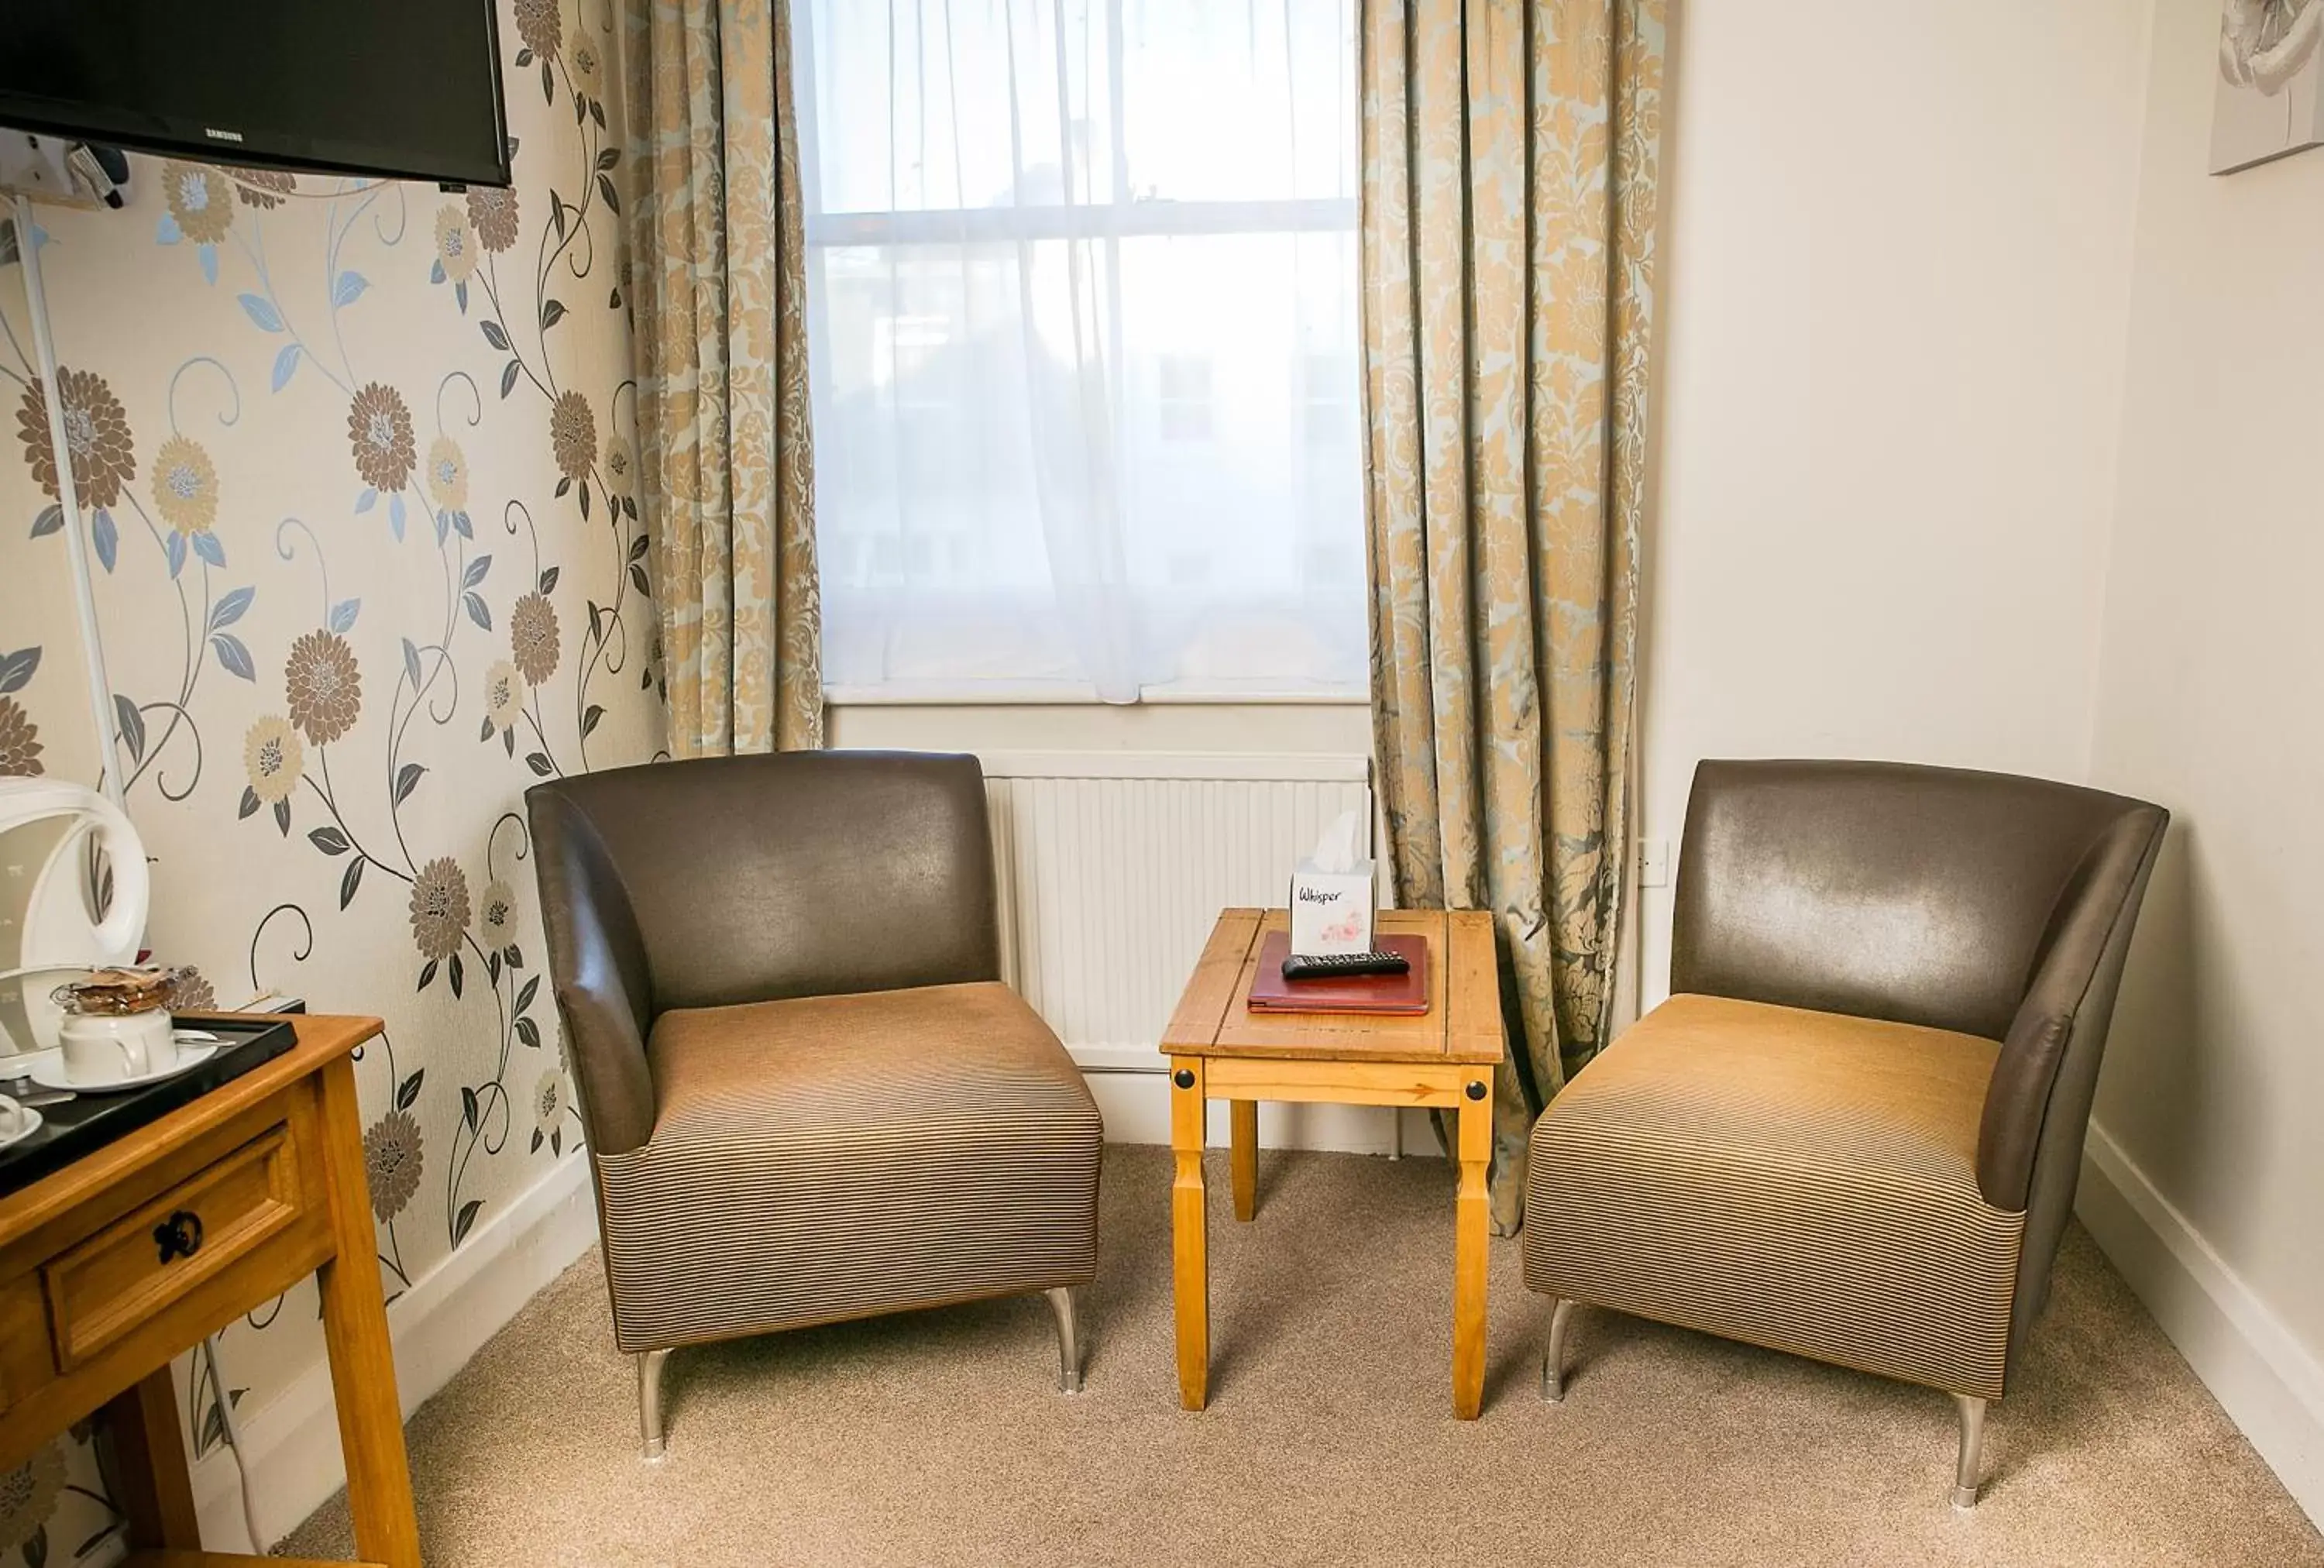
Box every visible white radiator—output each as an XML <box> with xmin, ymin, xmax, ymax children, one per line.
<box><xmin>979</xmin><ymin>751</ymin><xmax>1374</xmax><ymax>1072</ymax></box>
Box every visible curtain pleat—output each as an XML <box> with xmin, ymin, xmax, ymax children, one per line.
<box><xmin>624</xmin><ymin>0</ymin><xmax>823</xmax><ymax>756</ymax></box>
<box><xmin>1361</xmin><ymin>0</ymin><xmax>1664</xmax><ymax>1233</ymax></box>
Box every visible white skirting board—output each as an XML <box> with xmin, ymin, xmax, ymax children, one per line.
<box><xmin>191</xmin><ymin>1152</ymin><xmax>600</xmax><ymax>1551</ymax></box>
<box><xmin>2075</xmin><ymin>1121</ymin><xmax>2324</xmax><ymax>1528</ymax></box>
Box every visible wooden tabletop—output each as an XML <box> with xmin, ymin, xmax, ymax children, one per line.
<box><xmin>1160</xmin><ymin>908</ymin><xmax>1504</xmax><ymax>1065</ymax></box>
<box><xmin>0</xmin><ymin>1013</ymin><xmax>380</xmax><ymax>1250</ymax></box>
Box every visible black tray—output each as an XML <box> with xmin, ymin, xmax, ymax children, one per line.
<box><xmin>0</xmin><ymin>1014</ymin><xmax>300</xmax><ymax>1198</ymax></box>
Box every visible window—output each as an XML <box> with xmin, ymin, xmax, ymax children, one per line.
<box><xmin>792</xmin><ymin>0</ymin><xmax>1365</xmax><ymax>703</ymax></box>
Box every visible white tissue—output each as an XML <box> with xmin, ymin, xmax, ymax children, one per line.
<box><xmin>1310</xmin><ymin>810</ymin><xmax>1363</xmax><ymax>875</ymax></box>
<box><xmin>1289</xmin><ymin>810</ymin><xmax>1376</xmax><ymax>955</ymax></box>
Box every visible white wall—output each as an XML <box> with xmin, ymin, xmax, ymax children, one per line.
<box><xmin>2073</xmin><ymin>0</ymin><xmax>2324</xmax><ymax>1516</ymax></box>
<box><xmin>1635</xmin><ymin>0</ymin><xmax>2155</xmax><ymax>999</ymax></box>
<box><xmin>1630</xmin><ymin>0</ymin><xmax>2324</xmax><ymax>1522</ymax></box>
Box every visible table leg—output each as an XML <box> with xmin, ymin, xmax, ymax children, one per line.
<box><xmin>1171</xmin><ymin>1056</ymin><xmax>1209</xmax><ymax>1411</ymax></box>
<box><xmin>1452</xmin><ymin>1072</ymin><xmax>1493</xmax><ymax>1419</ymax></box>
<box><xmin>1229</xmin><ymin>1099</ymin><xmax>1258</xmax><ymax>1222</ymax></box>
<box><xmin>315</xmin><ymin>1055</ymin><xmax>425</xmax><ymax>1568</ymax></box>
<box><xmin>103</xmin><ymin>1364</ymin><xmax>201</xmax><ymax>1550</ymax></box>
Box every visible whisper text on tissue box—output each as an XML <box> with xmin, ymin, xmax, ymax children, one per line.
<box><xmin>1288</xmin><ymin>810</ymin><xmax>1376</xmax><ymax>956</ymax></box>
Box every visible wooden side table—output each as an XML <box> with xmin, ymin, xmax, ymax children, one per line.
<box><xmin>1159</xmin><ymin>908</ymin><xmax>1506</xmax><ymax>1419</ymax></box>
<box><xmin>0</xmin><ymin>1014</ymin><xmax>420</xmax><ymax>1568</ymax></box>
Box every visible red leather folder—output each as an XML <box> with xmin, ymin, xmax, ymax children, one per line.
<box><xmin>1245</xmin><ymin>931</ymin><xmax>1432</xmax><ymax>1016</ymax></box>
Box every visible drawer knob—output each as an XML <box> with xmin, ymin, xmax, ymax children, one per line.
<box><xmin>153</xmin><ymin>1209</ymin><xmax>205</xmax><ymax>1265</ymax></box>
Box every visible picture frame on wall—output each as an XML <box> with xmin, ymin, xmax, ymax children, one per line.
<box><xmin>2212</xmin><ymin>0</ymin><xmax>2324</xmax><ymax>172</ymax></box>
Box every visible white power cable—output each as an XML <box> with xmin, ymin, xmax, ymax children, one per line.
<box><xmin>199</xmin><ymin>1332</ymin><xmax>267</xmax><ymax>1553</ymax></box>
<box><xmin>10</xmin><ymin>192</ymin><xmax>124</xmax><ymax>810</ymax></box>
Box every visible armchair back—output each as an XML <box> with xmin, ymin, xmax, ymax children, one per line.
<box><xmin>528</xmin><ymin>750</ymin><xmax>1001</xmax><ymax>1154</ymax></box>
<box><xmin>1672</xmin><ymin>759</ymin><xmax>2155</xmax><ymax>1041</ymax></box>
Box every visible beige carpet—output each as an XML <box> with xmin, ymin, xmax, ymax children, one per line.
<box><xmin>281</xmin><ymin>1145</ymin><xmax>2322</xmax><ymax>1567</ymax></box>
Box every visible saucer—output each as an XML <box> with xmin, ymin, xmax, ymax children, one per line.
<box><xmin>0</xmin><ymin>1104</ymin><xmax>41</xmax><ymax>1150</ymax></box>
<box><xmin>0</xmin><ymin>1047</ymin><xmax>59</xmax><ymax>1082</ymax></box>
<box><xmin>29</xmin><ymin>1040</ymin><xmax>219</xmax><ymax>1096</ymax></box>
<box><xmin>3</xmin><ymin>1032</ymin><xmax>220</xmax><ymax>1085</ymax></box>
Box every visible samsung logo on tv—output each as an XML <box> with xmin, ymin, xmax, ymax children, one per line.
<box><xmin>203</xmin><ymin>127</ymin><xmax>245</xmax><ymax>143</ymax></box>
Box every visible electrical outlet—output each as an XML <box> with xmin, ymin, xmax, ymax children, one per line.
<box><xmin>1637</xmin><ymin>837</ymin><xmax>1671</xmax><ymax>889</ymax></box>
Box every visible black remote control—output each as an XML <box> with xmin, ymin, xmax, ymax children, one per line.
<box><xmin>1281</xmin><ymin>949</ymin><xmax>1410</xmax><ymax>982</ymax></box>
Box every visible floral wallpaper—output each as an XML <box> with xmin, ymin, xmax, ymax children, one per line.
<box><xmin>0</xmin><ymin>0</ymin><xmax>659</xmax><ymax>1558</ymax></box>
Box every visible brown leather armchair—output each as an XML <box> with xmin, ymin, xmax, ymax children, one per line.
<box><xmin>1522</xmin><ymin>759</ymin><xmax>2167</xmax><ymax>1507</ymax></box>
<box><xmin>527</xmin><ymin>751</ymin><xmax>1102</xmax><ymax>1457</ymax></box>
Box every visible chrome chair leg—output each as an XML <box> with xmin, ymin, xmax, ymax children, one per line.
<box><xmin>1046</xmin><ymin>1285</ymin><xmax>1084</xmax><ymax>1394</ymax></box>
<box><xmin>638</xmin><ymin>1347</ymin><xmax>672</xmax><ymax>1461</ymax></box>
<box><xmin>1952</xmin><ymin>1393</ymin><xmax>1988</xmax><ymax>1509</ymax></box>
<box><xmin>1540</xmin><ymin>1298</ymin><xmax>1578</xmax><ymax>1402</ymax></box>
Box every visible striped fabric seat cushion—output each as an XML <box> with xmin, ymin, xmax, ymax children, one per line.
<box><xmin>594</xmin><ymin>982</ymin><xmax>1102</xmax><ymax>1353</ymax></box>
<box><xmin>1522</xmin><ymin>994</ymin><xmax>2025</xmax><ymax>1399</ymax></box>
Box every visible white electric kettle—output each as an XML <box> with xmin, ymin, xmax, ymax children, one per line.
<box><xmin>0</xmin><ymin>778</ymin><xmax>150</xmax><ymax>1058</ymax></box>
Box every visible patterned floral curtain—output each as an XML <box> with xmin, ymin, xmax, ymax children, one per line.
<box><xmin>1361</xmin><ymin>0</ymin><xmax>1664</xmax><ymax>1232</ymax></box>
<box><xmin>622</xmin><ymin>0</ymin><xmax>823</xmax><ymax>755</ymax></box>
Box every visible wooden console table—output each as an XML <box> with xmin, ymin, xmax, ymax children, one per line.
<box><xmin>1160</xmin><ymin>908</ymin><xmax>1507</xmax><ymax>1418</ymax></box>
<box><xmin>0</xmin><ymin>1014</ymin><xmax>419</xmax><ymax>1568</ymax></box>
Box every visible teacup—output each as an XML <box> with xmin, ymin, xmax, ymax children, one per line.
<box><xmin>0</xmin><ymin>1092</ymin><xmax>33</xmax><ymax>1140</ymax></box>
<box><xmin>58</xmin><ymin>1010</ymin><xmax>177</xmax><ymax>1087</ymax></box>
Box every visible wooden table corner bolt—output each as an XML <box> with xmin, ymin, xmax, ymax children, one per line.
<box><xmin>1159</xmin><ymin>907</ymin><xmax>1505</xmax><ymax>1419</ymax></box>
<box><xmin>0</xmin><ymin>1014</ymin><xmax>422</xmax><ymax>1568</ymax></box>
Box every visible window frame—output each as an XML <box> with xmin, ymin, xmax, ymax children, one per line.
<box><xmin>791</xmin><ymin>0</ymin><xmax>1367</xmax><ymax>707</ymax></box>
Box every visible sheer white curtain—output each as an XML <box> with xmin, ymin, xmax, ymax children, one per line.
<box><xmin>792</xmin><ymin>0</ymin><xmax>1364</xmax><ymax>702</ymax></box>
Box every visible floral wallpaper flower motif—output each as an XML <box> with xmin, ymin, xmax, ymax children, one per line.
<box><xmin>0</xmin><ymin>645</ymin><xmax>42</xmax><ymax>776</ymax></box>
<box><xmin>162</xmin><ymin>163</ymin><xmax>235</xmax><ymax>246</ymax></box>
<box><xmin>531</xmin><ymin>1071</ymin><xmax>561</xmax><ymax>1130</ymax></box>
<box><xmin>482</xmin><ymin>660</ymin><xmax>525</xmax><ymax>738</ymax></box>
<box><xmin>0</xmin><ymin>700</ymin><xmax>40</xmax><ymax>777</ymax></box>
<box><xmin>569</xmin><ymin>37</ymin><xmax>605</xmax><ymax>97</ymax></box>
<box><xmin>431</xmin><ymin>208</ymin><xmax>480</xmax><ymax>294</ymax></box>
<box><xmin>150</xmin><ymin>435</ymin><xmax>218</xmax><ymax>535</ymax></box>
<box><xmin>514</xmin><ymin>0</ymin><xmax>562</xmax><ymax>58</ymax></box>
<box><xmin>548</xmin><ymin>389</ymin><xmax>594</xmax><ymax>481</ymax></box>
<box><xmin>530</xmin><ymin>1069</ymin><xmax>566</xmax><ymax>1157</ymax></box>
<box><xmin>229</xmin><ymin>167</ymin><xmax>297</xmax><ymax>210</ymax></box>
<box><xmin>467</xmin><ymin>187</ymin><xmax>521</xmax><ymax>255</ymax></box>
<box><xmin>284</xmin><ymin>631</ymin><xmax>363</xmax><ymax>746</ymax></box>
<box><xmin>171</xmin><ymin>968</ymin><xmax>219</xmax><ymax>1010</ymax></box>
<box><xmin>510</xmin><ymin>592</ymin><xmax>560</xmax><ymax>686</ymax></box>
<box><xmin>407</xmin><ymin>857</ymin><xmax>472</xmax><ymax>962</ymax></box>
<box><xmin>0</xmin><ymin>648</ymin><xmax>41</xmax><ymax>779</ymax></box>
<box><xmin>365</xmin><ymin>1109</ymin><xmax>426</xmax><ymax>1223</ymax></box>
<box><xmin>15</xmin><ymin>368</ymin><xmax>134</xmax><ymax>508</ymax></box>
<box><xmin>242</xmin><ymin>714</ymin><xmax>303</xmax><ymax>804</ymax></box>
<box><xmin>478</xmin><ymin>879</ymin><xmax>521</xmax><ymax>946</ymax></box>
<box><xmin>346</xmin><ymin>382</ymin><xmax>417</xmax><ymax>493</ymax></box>
<box><xmin>425</xmin><ymin>437</ymin><xmax>469</xmax><ymax>514</ymax></box>
<box><xmin>0</xmin><ymin>1446</ymin><xmax>64</xmax><ymax>1556</ymax></box>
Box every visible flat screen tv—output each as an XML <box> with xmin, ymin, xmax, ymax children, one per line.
<box><xmin>0</xmin><ymin>1</ymin><xmax>511</xmax><ymax>187</ymax></box>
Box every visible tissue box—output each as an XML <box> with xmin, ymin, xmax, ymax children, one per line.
<box><xmin>1288</xmin><ymin>860</ymin><xmax>1376</xmax><ymax>956</ymax></box>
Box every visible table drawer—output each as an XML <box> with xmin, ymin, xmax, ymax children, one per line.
<box><xmin>42</xmin><ymin>1123</ymin><xmax>304</xmax><ymax>1370</ymax></box>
